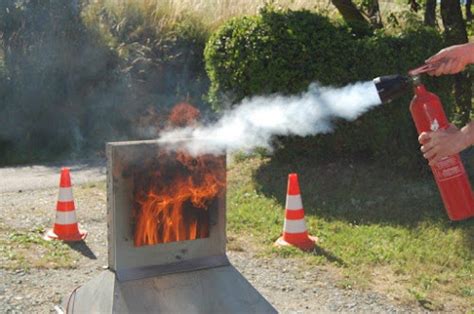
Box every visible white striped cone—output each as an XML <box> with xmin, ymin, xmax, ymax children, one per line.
<box><xmin>44</xmin><ymin>168</ymin><xmax>87</xmax><ymax>241</ymax></box>
<box><xmin>275</xmin><ymin>173</ymin><xmax>317</xmax><ymax>251</ymax></box>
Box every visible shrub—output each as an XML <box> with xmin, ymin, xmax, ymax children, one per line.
<box><xmin>205</xmin><ymin>9</ymin><xmax>355</xmax><ymax>110</ymax></box>
<box><xmin>204</xmin><ymin>7</ymin><xmax>452</xmax><ymax>170</ymax></box>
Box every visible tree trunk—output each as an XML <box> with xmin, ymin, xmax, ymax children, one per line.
<box><xmin>466</xmin><ymin>0</ymin><xmax>473</xmax><ymax>21</ymax></box>
<box><xmin>367</xmin><ymin>0</ymin><xmax>383</xmax><ymax>28</ymax></box>
<box><xmin>408</xmin><ymin>0</ymin><xmax>421</xmax><ymax>12</ymax></box>
<box><xmin>331</xmin><ymin>0</ymin><xmax>369</xmax><ymax>25</ymax></box>
<box><xmin>441</xmin><ymin>0</ymin><xmax>472</xmax><ymax>125</ymax></box>
<box><xmin>424</xmin><ymin>0</ymin><xmax>437</xmax><ymax>26</ymax></box>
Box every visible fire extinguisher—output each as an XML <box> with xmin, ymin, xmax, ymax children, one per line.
<box><xmin>373</xmin><ymin>74</ymin><xmax>474</xmax><ymax>221</ymax></box>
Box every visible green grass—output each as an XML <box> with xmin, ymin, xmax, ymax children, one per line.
<box><xmin>0</xmin><ymin>226</ymin><xmax>76</xmax><ymax>270</ymax></box>
<box><xmin>227</xmin><ymin>155</ymin><xmax>474</xmax><ymax>310</ymax></box>
<box><xmin>80</xmin><ymin>180</ymin><xmax>107</xmax><ymax>191</ymax></box>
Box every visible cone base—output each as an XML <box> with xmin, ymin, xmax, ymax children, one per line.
<box><xmin>274</xmin><ymin>235</ymin><xmax>318</xmax><ymax>251</ymax></box>
<box><xmin>44</xmin><ymin>228</ymin><xmax>87</xmax><ymax>242</ymax></box>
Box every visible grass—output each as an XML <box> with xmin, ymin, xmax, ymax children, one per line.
<box><xmin>227</xmin><ymin>154</ymin><xmax>474</xmax><ymax>310</ymax></box>
<box><xmin>83</xmin><ymin>0</ymin><xmax>410</xmax><ymax>30</ymax></box>
<box><xmin>80</xmin><ymin>0</ymin><xmax>416</xmax><ymax>46</ymax></box>
<box><xmin>0</xmin><ymin>226</ymin><xmax>76</xmax><ymax>270</ymax></box>
<box><xmin>83</xmin><ymin>0</ymin><xmax>331</xmax><ymax>32</ymax></box>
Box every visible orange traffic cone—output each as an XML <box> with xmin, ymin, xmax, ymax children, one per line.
<box><xmin>44</xmin><ymin>167</ymin><xmax>87</xmax><ymax>241</ymax></box>
<box><xmin>274</xmin><ymin>173</ymin><xmax>317</xmax><ymax>251</ymax></box>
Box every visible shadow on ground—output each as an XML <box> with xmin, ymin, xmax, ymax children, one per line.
<box><xmin>254</xmin><ymin>155</ymin><xmax>474</xmax><ymax>251</ymax></box>
<box><xmin>66</xmin><ymin>240</ymin><xmax>97</xmax><ymax>260</ymax></box>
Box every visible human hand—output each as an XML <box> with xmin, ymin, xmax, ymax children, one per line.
<box><xmin>425</xmin><ymin>43</ymin><xmax>474</xmax><ymax>76</ymax></box>
<box><xmin>418</xmin><ymin>124</ymin><xmax>468</xmax><ymax>165</ymax></box>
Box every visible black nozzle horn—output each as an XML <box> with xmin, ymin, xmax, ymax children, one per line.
<box><xmin>373</xmin><ymin>75</ymin><xmax>412</xmax><ymax>104</ymax></box>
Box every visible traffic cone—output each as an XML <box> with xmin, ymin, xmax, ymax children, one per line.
<box><xmin>44</xmin><ymin>167</ymin><xmax>87</xmax><ymax>241</ymax></box>
<box><xmin>274</xmin><ymin>173</ymin><xmax>317</xmax><ymax>251</ymax></box>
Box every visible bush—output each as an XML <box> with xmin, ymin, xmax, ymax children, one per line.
<box><xmin>204</xmin><ymin>7</ymin><xmax>453</xmax><ymax>170</ymax></box>
<box><xmin>205</xmin><ymin>9</ymin><xmax>355</xmax><ymax>110</ymax></box>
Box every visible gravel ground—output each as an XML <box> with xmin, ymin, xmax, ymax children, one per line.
<box><xmin>0</xmin><ymin>162</ymin><xmax>422</xmax><ymax>313</ymax></box>
<box><xmin>0</xmin><ymin>159</ymin><xmax>105</xmax><ymax>193</ymax></box>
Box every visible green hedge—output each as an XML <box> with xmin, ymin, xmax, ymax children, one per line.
<box><xmin>204</xmin><ymin>7</ymin><xmax>453</xmax><ymax>170</ymax></box>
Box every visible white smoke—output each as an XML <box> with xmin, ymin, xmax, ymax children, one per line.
<box><xmin>159</xmin><ymin>81</ymin><xmax>382</xmax><ymax>155</ymax></box>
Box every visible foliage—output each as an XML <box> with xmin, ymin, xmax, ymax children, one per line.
<box><xmin>384</xmin><ymin>9</ymin><xmax>425</xmax><ymax>33</ymax></box>
<box><xmin>205</xmin><ymin>8</ymin><xmax>355</xmax><ymax>109</ymax></box>
<box><xmin>205</xmin><ymin>7</ymin><xmax>452</xmax><ymax>170</ymax></box>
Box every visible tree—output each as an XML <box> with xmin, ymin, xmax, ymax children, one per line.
<box><xmin>331</xmin><ymin>0</ymin><xmax>368</xmax><ymax>24</ymax></box>
<box><xmin>331</xmin><ymin>0</ymin><xmax>385</xmax><ymax>28</ymax></box>
<box><xmin>408</xmin><ymin>0</ymin><xmax>421</xmax><ymax>12</ymax></box>
<box><xmin>466</xmin><ymin>0</ymin><xmax>473</xmax><ymax>21</ymax></box>
<box><xmin>440</xmin><ymin>0</ymin><xmax>472</xmax><ymax>125</ymax></box>
<box><xmin>424</xmin><ymin>0</ymin><xmax>437</xmax><ymax>26</ymax></box>
<box><xmin>364</xmin><ymin>0</ymin><xmax>383</xmax><ymax>28</ymax></box>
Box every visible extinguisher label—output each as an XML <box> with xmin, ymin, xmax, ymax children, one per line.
<box><xmin>430</xmin><ymin>119</ymin><xmax>439</xmax><ymax>131</ymax></box>
<box><xmin>433</xmin><ymin>156</ymin><xmax>465</xmax><ymax>181</ymax></box>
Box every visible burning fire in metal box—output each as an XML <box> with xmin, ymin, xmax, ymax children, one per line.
<box><xmin>130</xmin><ymin>151</ymin><xmax>225</xmax><ymax>246</ymax></box>
<box><xmin>63</xmin><ymin>139</ymin><xmax>275</xmax><ymax>313</ymax></box>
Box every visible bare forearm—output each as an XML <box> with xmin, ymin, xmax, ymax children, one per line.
<box><xmin>460</xmin><ymin>121</ymin><xmax>474</xmax><ymax>149</ymax></box>
<box><xmin>467</xmin><ymin>42</ymin><xmax>474</xmax><ymax>64</ymax></box>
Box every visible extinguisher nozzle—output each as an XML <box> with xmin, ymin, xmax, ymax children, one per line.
<box><xmin>373</xmin><ymin>75</ymin><xmax>412</xmax><ymax>104</ymax></box>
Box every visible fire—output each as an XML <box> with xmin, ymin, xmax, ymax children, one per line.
<box><xmin>132</xmin><ymin>102</ymin><xmax>224</xmax><ymax>246</ymax></box>
<box><xmin>168</xmin><ymin>102</ymin><xmax>200</xmax><ymax>127</ymax></box>
<box><xmin>132</xmin><ymin>151</ymin><xmax>225</xmax><ymax>246</ymax></box>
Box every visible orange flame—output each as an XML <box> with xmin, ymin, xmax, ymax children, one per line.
<box><xmin>169</xmin><ymin>102</ymin><xmax>200</xmax><ymax>128</ymax></box>
<box><xmin>132</xmin><ymin>151</ymin><xmax>225</xmax><ymax>246</ymax></box>
<box><xmin>132</xmin><ymin>103</ymin><xmax>223</xmax><ymax>247</ymax></box>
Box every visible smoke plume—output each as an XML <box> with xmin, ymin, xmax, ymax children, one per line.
<box><xmin>159</xmin><ymin>81</ymin><xmax>382</xmax><ymax>155</ymax></box>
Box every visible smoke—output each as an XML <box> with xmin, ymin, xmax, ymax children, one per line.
<box><xmin>0</xmin><ymin>1</ymin><xmax>210</xmax><ymax>164</ymax></box>
<box><xmin>159</xmin><ymin>81</ymin><xmax>382</xmax><ymax>155</ymax></box>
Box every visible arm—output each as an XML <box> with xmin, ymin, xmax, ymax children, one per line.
<box><xmin>419</xmin><ymin>121</ymin><xmax>474</xmax><ymax>165</ymax></box>
<box><xmin>425</xmin><ymin>43</ymin><xmax>474</xmax><ymax>76</ymax></box>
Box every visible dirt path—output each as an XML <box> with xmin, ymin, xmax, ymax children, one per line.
<box><xmin>0</xmin><ymin>162</ymin><xmax>421</xmax><ymax>313</ymax></box>
<box><xmin>0</xmin><ymin>159</ymin><xmax>105</xmax><ymax>193</ymax></box>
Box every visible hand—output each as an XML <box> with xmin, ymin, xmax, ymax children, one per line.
<box><xmin>418</xmin><ymin>124</ymin><xmax>467</xmax><ymax>165</ymax></box>
<box><xmin>425</xmin><ymin>43</ymin><xmax>474</xmax><ymax>76</ymax></box>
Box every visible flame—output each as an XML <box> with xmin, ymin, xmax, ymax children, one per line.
<box><xmin>168</xmin><ymin>102</ymin><xmax>200</xmax><ymax>127</ymax></box>
<box><xmin>131</xmin><ymin>102</ymin><xmax>223</xmax><ymax>247</ymax></box>
<box><xmin>132</xmin><ymin>151</ymin><xmax>225</xmax><ymax>246</ymax></box>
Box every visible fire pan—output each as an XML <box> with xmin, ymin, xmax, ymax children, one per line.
<box><xmin>64</xmin><ymin>139</ymin><xmax>276</xmax><ymax>313</ymax></box>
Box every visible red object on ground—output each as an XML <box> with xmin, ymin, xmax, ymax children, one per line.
<box><xmin>410</xmin><ymin>84</ymin><xmax>474</xmax><ymax>221</ymax></box>
<box><xmin>274</xmin><ymin>173</ymin><xmax>317</xmax><ymax>251</ymax></box>
<box><xmin>44</xmin><ymin>167</ymin><xmax>87</xmax><ymax>241</ymax></box>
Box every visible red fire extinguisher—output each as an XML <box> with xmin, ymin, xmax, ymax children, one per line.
<box><xmin>409</xmin><ymin>78</ymin><xmax>474</xmax><ymax>221</ymax></box>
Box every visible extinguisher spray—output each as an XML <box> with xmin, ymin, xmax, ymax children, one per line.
<box><xmin>372</xmin><ymin>71</ymin><xmax>474</xmax><ymax>221</ymax></box>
